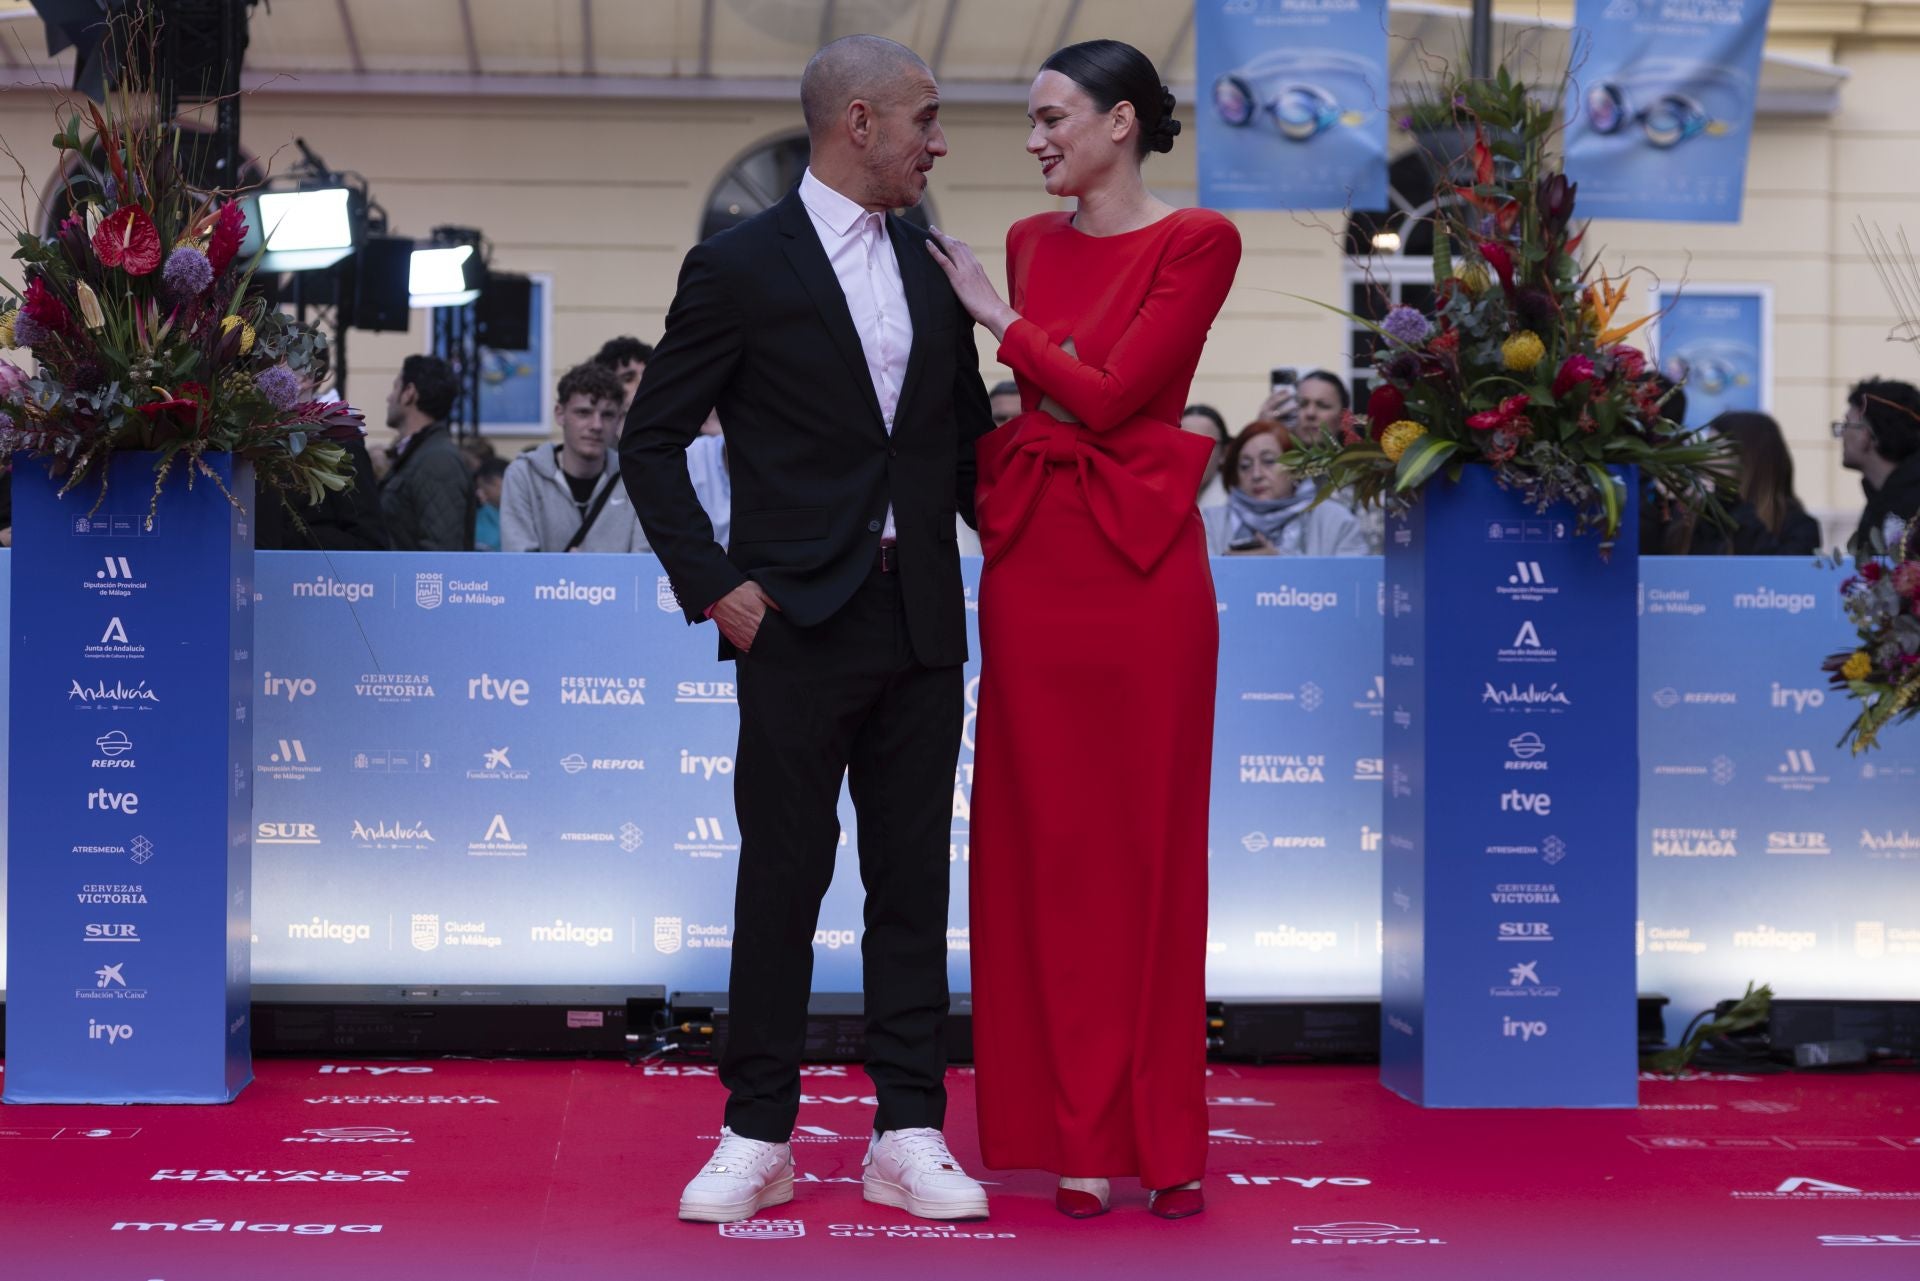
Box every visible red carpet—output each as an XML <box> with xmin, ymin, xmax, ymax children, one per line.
<box><xmin>3</xmin><ymin>1058</ymin><xmax>1918</xmax><ymax>1279</ymax></box>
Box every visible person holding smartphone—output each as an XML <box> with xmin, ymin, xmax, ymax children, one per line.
<box><xmin>1255</xmin><ymin>367</ymin><xmax>1347</xmax><ymax>444</ymax></box>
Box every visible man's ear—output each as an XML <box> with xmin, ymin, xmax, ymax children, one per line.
<box><xmin>846</xmin><ymin>98</ymin><xmax>875</xmax><ymax>147</ymax></box>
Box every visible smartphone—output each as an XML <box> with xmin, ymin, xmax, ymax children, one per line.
<box><xmin>1270</xmin><ymin>366</ymin><xmax>1300</xmax><ymax>394</ymax></box>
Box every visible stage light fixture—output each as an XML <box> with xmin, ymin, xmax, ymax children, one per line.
<box><xmin>255</xmin><ymin>187</ymin><xmax>356</xmax><ymax>272</ymax></box>
<box><xmin>410</xmin><ymin>244</ymin><xmax>482</xmax><ymax>308</ymax></box>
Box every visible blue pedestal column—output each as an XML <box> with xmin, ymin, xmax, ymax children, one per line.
<box><xmin>1380</xmin><ymin>465</ymin><xmax>1639</xmax><ymax>1108</ymax></box>
<box><xmin>5</xmin><ymin>452</ymin><xmax>254</xmax><ymax>1103</ymax></box>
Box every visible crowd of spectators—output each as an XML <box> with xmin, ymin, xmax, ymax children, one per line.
<box><xmin>246</xmin><ymin>336</ymin><xmax>1919</xmax><ymax>562</ymax></box>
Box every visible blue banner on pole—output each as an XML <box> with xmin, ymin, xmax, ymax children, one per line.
<box><xmin>1564</xmin><ymin>0</ymin><xmax>1772</xmax><ymax>224</ymax></box>
<box><xmin>1196</xmin><ymin>0</ymin><xmax>1389</xmax><ymax>211</ymax></box>
<box><xmin>1652</xmin><ymin>286</ymin><xmax>1770</xmax><ymax>428</ymax></box>
<box><xmin>4</xmin><ymin>454</ymin><xmax>253</xmax><ymax>1104</ymax></box>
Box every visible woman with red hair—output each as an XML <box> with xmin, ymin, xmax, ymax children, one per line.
<box><xmin>1202</xmin><ymin>420</ymin><xmax>1368</xmax><ymax>555</ymax></box>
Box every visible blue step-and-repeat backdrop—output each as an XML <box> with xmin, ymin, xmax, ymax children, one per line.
<box><xmin>0</xmin><ymin>551</ymin><xmax>1914</xmax><ymax>1042</ymax></box>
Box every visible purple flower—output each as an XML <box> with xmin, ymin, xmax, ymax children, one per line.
<box><xmin>1382</xmin><ymin>305</ymin><xmax>1432</xmax><ymax>347</ymax></box>
<box><xmin>12</xmin><ymin>312</ymin><xmax>49</xmax><ymax>349</ymax></box>
<box><xmin>162</xmin><ymin>246</ymin><xmax>214</xmax><ymax>298</ymax></box>
<box><xmin>255</xmin><ymin>364</ymin><xmax>301</xmax><ymax>411</ymax></box>
<box><xmin>0</xmin><ymin>359</ymin><xmax>28</xmax><ymax>397</ymax></box>
<box><xmin>1383</xmin><ymin>349</ymin><xmax>1423</xmax><ymax>383</ymax></box>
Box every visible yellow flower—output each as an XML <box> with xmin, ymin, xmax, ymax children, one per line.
<box><xmin>1501</xmin><ymin>331</ymin><xmax>1545</xmax><ymax>372</ymax></box>
<box><xmin>0</xmin><ymin>309</ymin><xmax>16</xmax><ymax>349</ymax></box>
<box><xmin>1381</xmin><ymin>420</ymin><xmax>1427</xmax><ymax>462</ymax></box>
<box><xmin>76</xmin><ymin>282</ymin><xmax>105</xmax><ymax>330</ymax></box>
<box><xmin>1454</xmin><ymin>263</ymin><xmax>1491</xmax><ymax>296</ymax></box>
<box><xmin>220</xmin><ymin>314</ymin><xmax>256</xmax><ymax>355</ymax></box>
<box><xmin>1842</xmin><ymin>650</ymin><xmax>1874</xmax><ymax>682</ymax></box>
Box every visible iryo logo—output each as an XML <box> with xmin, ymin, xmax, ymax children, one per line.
<box><xmin>263</xmin><ymin>672</ymin><xmax>318</xmax><ymax>702</ymax></box>
<box><xmin>679</xmin><ymin>750</ymin><xmax>734</xmax><ymax>780</ymax></box>
<box><xmin>1771</xmin><ymin>683</ymin><xmax>1825</xmax><ymax>714</ymax></box>
<box><xmin>1502</xmin><ymin>1017</ymin><xmax>1548</xmax><ymax>1041</ymax></box>
<box><xmin>89</xmin><ymin>1019</ymin><xmax>134</xmax><ymax>1044</ymax></box>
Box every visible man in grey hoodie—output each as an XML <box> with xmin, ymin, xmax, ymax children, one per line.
<box><xmin>501</xmin><ymin>362</ymin><xmax>649</xmax><ymax>553</ymax></box>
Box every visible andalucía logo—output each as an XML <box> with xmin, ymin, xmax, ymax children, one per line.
<box><xmin>1481</xmin><ymin>681</ymin><xmax>1571</xmax><ymax>712</ymax></box>
<box><xmin>69</xmin><ymin>678</ymin><xmax>160</xmax><ymax>710</ymax></box>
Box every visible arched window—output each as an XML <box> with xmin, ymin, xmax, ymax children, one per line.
<box><xmin>1339</xmin><ymin>151</ymin><xmax>1448</xmax><ymax>406</ymax></box>
<box><xmin>701</xmin><ymin>131</ymin><xmax>937</xmax><ymax>241</ymax></box>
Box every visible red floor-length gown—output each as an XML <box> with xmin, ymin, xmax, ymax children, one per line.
<box><xmin>969</xmin><ymin>207</ymin><xmax>1242</xmax><ymax>1188</ymax></box>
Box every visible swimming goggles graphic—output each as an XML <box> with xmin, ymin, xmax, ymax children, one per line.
<box><xmin>1661</xmin><ymin>340</ymin><xmax>1755</xmax><ymax>396</ymax></box>
<box><xmin>1211</xmin><ymin>49</ymin><xmax>1379</xmax><ymax>142</ymax></box>
<box><xmin>1582</xmin><ymin>60</ymin><xmax>1750</xmax><ymax>149</ymax></box>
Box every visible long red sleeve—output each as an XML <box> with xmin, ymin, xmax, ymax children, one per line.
<box><xmin>996</xmin><ymin>215</ymin><xmax>1241</xmax><ymax>433</ymax></box>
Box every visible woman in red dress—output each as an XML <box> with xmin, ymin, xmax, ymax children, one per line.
<box><xmin>926</xmin><ymin>40</ymin><xmax>1241</xmax><ymax>1221</ymax></box>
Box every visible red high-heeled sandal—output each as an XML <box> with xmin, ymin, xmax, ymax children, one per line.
<box><xmin>1146</xmin><ymin>1182</ymin><xmax>1204</xmax><ymax>1219</ymax></box>
<box><xmin>1055</xmin><ymin>1181</ymin><xmax>1111</xmax><ymax>1218</ymax></box>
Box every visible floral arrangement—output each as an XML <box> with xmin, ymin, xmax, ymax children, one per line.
<box><xmin>1825</xmin><ymin>523</ymin><xmax>1920</xmax><ymax>753</ymax></box>
<box><xmin>1822</xmin><ymin>221</ymin><xmax>1920</xmax><ymax>753</ymax></box>
<box><xmin>0</xmin><ymin>74</ymin><xmax>360</xmax><ymax>525</ymax></box>
<box><xmin>1288</xmin><ymin>68</ymin><xmax>1735</xmax><ymax>550</ymax></box>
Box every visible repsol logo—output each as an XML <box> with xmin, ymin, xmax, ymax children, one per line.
<box><xmin>534</xmin><ymin>580</ymin><xmax>617</xmax><ymax>605</ymax></box>
<box><xmin>1256</xmin><ymin>587</ymin><xmax>1339</xmax><ymax>612</ymax></box>
<box><xmin>292</xmin><ymin>576</ymin><xmax>374</xmax><ymax>603</ymax></box>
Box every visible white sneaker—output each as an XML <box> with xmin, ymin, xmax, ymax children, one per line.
<box><xmin>862</xmin><ymin>1128</ymin><xmax>989</xmax><ymax>1220</ymax></box>
<box><xmin>677</xmin><ymin>1127</ymin><xmax>795</xmax><ymax>1223</ymax></box>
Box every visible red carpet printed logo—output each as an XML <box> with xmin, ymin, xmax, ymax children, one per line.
<box><xmin>1820</xmin><ymin>1235</ymin><xmax>1920</xmax><ymax>1246</ymax></box>
<box><xmin>718</xmin><ymin>1219</ymin><xmax>804</xmax><ymax>1239</ymax></box>
<box><xmin>1734</xmin><ymin>1177</ymin><xmax>1920</xmax><ymax>1200</ymax></box>
<box><xmin>1291</xmin><ymin>1222</ymin><xmax>1445</xmax><ymax>1245</ymax></box>
<box><xmin>286</xmin><ymin>1127</ymin><xmax>415</xmax><ymax>1145</ymax></box>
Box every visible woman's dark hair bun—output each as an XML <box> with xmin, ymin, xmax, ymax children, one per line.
<box><xmin>1041</xmin><ymin>39</ymin><xmax>1179</xmax><ymax>159</ymax></box>
<box><xmin>1149</xmin><ymin>86</ymin><xmax>1181</xmax><ymax>154</ymax></box>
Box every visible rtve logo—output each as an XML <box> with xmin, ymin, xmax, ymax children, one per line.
<box><xmin>87</xmin><ymin>788</ymin><xmax>139</xmax><ymax>815</ymax></box>
<box><xmin>467</xmin><ymin>674</ymin><xmax>530</xmax><ymax>706</ymax></box>
<box><xmin>1499</xmin><ymin>789</ymin><xmax>1552</xmax><ymax>816</ymax></box>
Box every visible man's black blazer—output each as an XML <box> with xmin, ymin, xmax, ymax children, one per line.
<box><xmin>620</xmin><ymin>187</ymin><xmax>994</xmax><ymax>667</ymax></box>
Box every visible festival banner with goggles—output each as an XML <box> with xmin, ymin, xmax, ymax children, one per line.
<box><xmin>1563</xmin><ymin>0</ymin><xmax>1772</xmax><ymax>223</ymax></box>
<box><xmin>1196</xmin><ymin>0</ymin><xmax>1389</xmax><ymax>211</ymax></box>
<box><xmin>1649</xmin><ymin>284</ymin><xmax>1771</xmax><ymax>429</ymax></box>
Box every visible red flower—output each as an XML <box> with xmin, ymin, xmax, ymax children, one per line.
<box><xmin>1468</xmin><ymin>393</ymin><xmax>1531</xmax><ymax>432</ymax></box>
<box><xmin>1366</xmin><ymin>384</ymin><xmax>1406</xmax><ymax>438</ymax></box>
<box><xmin>1478</xmin><ymin>241</ymin><xmax>1515</xmax><ymax>294</ymax></box>
<box><xmin>1610</xmin><ymin>346</ymin><xmax>1646</xmax><ymax>380</ymax></box>
<box><xmin>1430</xmin><ymin>328</ymin><xmax>1461</xmax><ymax>356</ymax></box>
<box><xmin>207</xmin><ymin>201</ymin><xmax>248</xmax><ymax>275</ymax></box>
<box><xmin>1472</xmin><ymin>127</ymin><xmax>1496</xmax><ymax>187</ymax></box>
<box><xmin>1861</xmin><ymin>561</ymin><xmax>1884</xmax><ymax>583</ymax></box>
<box><xmin>1552</xmin><ymin>354</ymin><xmax>1598</xmax><ymax>399</ymax></box>
<box><xmin>93</xmin><ymin>205</ymin><xmax>162</xmax><ymax>276</ymax></box>
<box><xmin>23</xmin><ymin>275</ymin><xmax>75</xmax><ymax>337</ymax></box>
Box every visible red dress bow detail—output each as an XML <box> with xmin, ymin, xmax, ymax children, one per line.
<box><xmin>975</xmin><ymin>411</ymin><xmax>1213</xmax><ymax>574</ymax></box>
